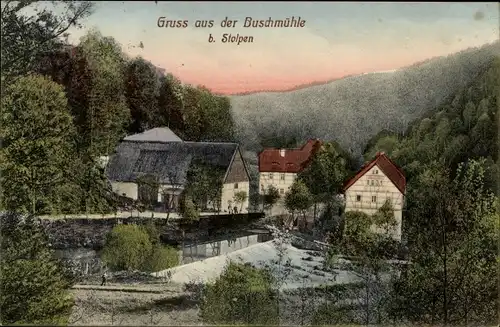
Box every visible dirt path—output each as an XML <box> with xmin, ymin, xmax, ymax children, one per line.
<box><xmin>72</xmin><ymin>283</ymin><xmax>183</xmax><ymax>294</ymax></box>
<box><xmin>70</xmin><ymin>285</ymin><xmax>201</xmax><ymax>326</ymax></box>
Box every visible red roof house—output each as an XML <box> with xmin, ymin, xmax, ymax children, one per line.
<box><xmin>343</xmin><ymin>152</ymin><xmax>406</xmax><ymax>194</ymax></box>
<box><xmin>258</xmin><ymin>139</ymin><xmax>322</xmax><ymax>173</ymax></box>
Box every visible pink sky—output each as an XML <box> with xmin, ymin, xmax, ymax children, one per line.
<box><xmin>67</xmin><ymin>2</ymin><xmax>499</xmax><ymax>94</ymax></box>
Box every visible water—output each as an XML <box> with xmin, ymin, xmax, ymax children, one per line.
<box><xmin>181</xmin><ymin>232</ymin><xmax>273</xmax><ymax>264</ymax></box>
<box><xmin>54</xmin><ymin>231</ymin><xmax>273</xmax><ymax>275</ymax></box>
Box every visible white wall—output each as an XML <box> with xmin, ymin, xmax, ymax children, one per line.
<box><xmin>157</xmin><ymin>184</ymin><xmax>184</xmax><ymax>202</ymax></box>
<box><xmin>221</xmin><ymin>181</ymin><xmax>250</xmax><ymax>213</ymax></box>
<box><xmin>258</xmin><ymin>172</ymin><xmax>297</xmax><ymax>215</ymax></box>
<box><xmin>112</xmin><ymin>181</ymin><xmax>250</xmax><ymax>214</ymax></box>
<box><xmin>111</xmin><ymin>182</ymin><xmax>138</xmax><ymax>200</ymax></box>
<box><xmin>344</xmin><ymin>164</ymin><xmax>404</xmax><ymax>240</ymax></box>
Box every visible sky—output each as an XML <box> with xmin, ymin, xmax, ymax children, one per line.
<box><xmin>64</xmin><ymin>1</ymin><xmax>499</xmax><ymax>94</ymax></box>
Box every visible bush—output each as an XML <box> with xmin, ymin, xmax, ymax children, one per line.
<box><xmin>143</xmin><ymin>219</ymin><xmax>160</xmax><ymax>246</ymax></box>
<box><xmin>143</xmin><ymin>245</ymin><xmax>179</xmax><ymax>272</ymax></box>
<box><xmin>200</xmin><ymin>262</ymin><xmax>279</xmax><ymax>325</ymax></box>
<box><xmin>179</xmin><ymin>194</ymin><xmax>200</xmax><ymax>222</ymax></box>
<box><xmin>101</xmin><ymin>223</ymin><xmax>179</xmax><ymax>272</ymax></box>
<box><xmin>101</xmin><ymin>224</ymin><xmax>153</xmax><ymax>271</ymax></box>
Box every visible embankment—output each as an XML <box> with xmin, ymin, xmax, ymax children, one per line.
<box><xmin>40</xmin><ymin>212</ymin><xmax>265</xmax><ymax>250</ymax></box>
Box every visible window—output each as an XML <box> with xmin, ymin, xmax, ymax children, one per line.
<box><xmin>356</xmin><ymin>195</ymin><xmax>361</xmax><ymax>202</ymax></box>
<box><xmin>280</xmin><ymin>173</ymin><xmax>285</xmax><ymax>180</ymax></box>
<box><xmin>372</xmin><ymin>196</ymin><xmax>377</xmax><ymax>203</ymax></box>
<box><xmin>234</xmin><ymin>183</ymin><xmax>238</xmax><ymax>189</ymax></box>
<box><xmin>370</xmin><ymin>180</ymin><xmax>374</xmax><ymax>186</ymax></box>
<box><xmin>366</xmin><ymin>180</ymin><xmax>370</xmax><ymax>185</ymax></box>
<box><xmin>269</xmin><ymin>173</ymin><xmax>274</xmax><ymax>179</ymax></box>
<box><xmin>261</xmin><ymin>184</ymin><xmax>265</xmax><ymax>191</ymax></box>
<box><xmin>280</xmin><ymin>188</ymin><xmax>284</xmax><ymax>194</ymax></box>
<box><xmin>374</xmin><ymin>169</ymin><xmax>379</xmax><ymax>174</ymax></box>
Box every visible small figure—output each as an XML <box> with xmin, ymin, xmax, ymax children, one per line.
<box><xmin>101</xmin><ymin>272</ymin><xmax>107</xmax><ymax>286</ymax></box>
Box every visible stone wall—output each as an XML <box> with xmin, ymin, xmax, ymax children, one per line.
<box><xmin>40</xmin><ymin>212</ymin><xmax>266</xmax><ymax>250</ymax></box>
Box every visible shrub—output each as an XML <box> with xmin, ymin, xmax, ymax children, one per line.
<box><xmin>143</xmin><ymin>219</ymin><xmax>160</xmax><ymax>246</ymax></box>
<box><xmin>200</xmin><ymin>262</ymin><xmax>278</xmax><ymax>325</ymax></box>
<box><xmin>179</xmin><ymin>194</ymin><xmax>200</xmax><ymax>222</ymax></box>
<box><xmin>101</xmin><ymin>223</ymin><xmax>179</xmax><ymax>272</ymax></box>
<box><xmin>312</xmin><ymin>302</ymin><xmax>359</xmax><ymax>325</ymax></box>
<box><xmin>143</xmin><ymin>245</ymin><xmax>179</xmax><ymax>272</ymax></box>
<box><xmin>0</xmin><ymin>213</ymin><xmax>74</xmax><ymax>325</ymax></box>
<box><xmin>101</xmin><ymin>224</ymin><xmax>153</xmax><ymax>271</ymax></box>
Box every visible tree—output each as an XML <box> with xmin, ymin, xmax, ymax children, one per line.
<box><xmin>1</xmin><ymin>1</ymin><xmax>93</xmax><ymax>83</ymax></box>
<box><xmin>198</xmin><ymin>91</ymin><xmax>235</xmax><ymax>142</ymax></box>
<box><xmin>101</xmin><ymin>224</ymin><xmax>153</xmax><ymax>271</ymax></box>
<box><xmin>0</xmin><ymin>74</ymin><xmax>76</xmax><ymax>214</ymax></box>
<box><xmin>184</xmin><ymin>162</ymin><xmax>224</xmax><ymax>212</ymax></box>
<box><xmin>178</xmin><ymin>194</ymin><xmax>200</xmax><ymax>250</ymax></box>
<box><xmin>182</xmin><ymin>85</ymin><xmax>203</xmax><ymax>140</ymax></box>
<box><xmin>68</xmin><ymin>30</ymin><xmax>130</xmax><ymax>214</ymax></box>
<box><xmin>162</xmin><ymin>167</ymin><xmax>184</xmax><ymax>220</ymax></box>
<box><xmin>158</xmin><ymin>73</ymin><xmax>185</xmax><ymax>135</ymax></box>
<box><xmin>284</xmin><ymin>180</ymin><xmax>313</xmax><ymax>227</ymax></box>
<box><xmin>363</xmin><ymin>135</ymin><xmax>400</xmax><ymax>162</ymax></box>
<box><xmin>298</xmin><ymin>141</ymin><xmax>349</xmax><ymax>220</ymax></box>
<box><xmin>372</xmin><ymin>200</ymin><xmax>397</xmax><ymax>235</ymax></box>
<box><xmin>0</xmin><ymin>213</ymin><xmax>75</xmax><ymax>324</ymax></box>
<box><xmin>136</xmin><ymin>174</ymin><xmax>159</xmax><ymax>211</ymax></box>
<box><xmin>233</xmin><ymin>191</ymin><xmax>248</xmax><ymax>213</ymax></box>
<box><xmin>262</xmin><ymin>185</ymin><xmax>280</xmax><ymax>212</ymax></box>
<box><xmin>72</xmin><ymin>29</ymin><xmax>129</xmax><ymax>157</ymax></box>
<box><xmin>391</xmin><ymin>160</ymin><xmax>498</xmax><ymax>325</ymax></box>
<box><xmin>179</xmin><ymin>195</ymin><xmax>200</xmax><ymax>223</ymax></box>
<box><xmin>324</xmin><ymin>209</ymin><xmax>397</xmax><ymax>325</ymax></box>
<box><xmin>124</xmin><ymin>57</ymin><xmax>160</xmax><ymax>134</ymax></box>
<box><xmin>199</xmin><ymin>262</ymin><xmax>278</xmax><ymax>325</ymax></box>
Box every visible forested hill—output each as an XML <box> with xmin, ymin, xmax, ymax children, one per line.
<box><xmin>230</xmin><ymin>42</ymin><xmax>500</xmax><ymax>157</ymax></box>
<box><xmin>363</xmin><ymin>55</ymin><xmax>499</xmax><ymax>191</ymax></box>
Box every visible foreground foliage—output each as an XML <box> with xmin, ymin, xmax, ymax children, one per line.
<box><xmin>390</xmin><ymin>159</ymin><xmax>498</xmax><ymax>324</ymax></box>
<box><xmin>200</xmin><ymin>262</ymin><xmax>279</xmax><ymax>325</ymax></box>
<box><xmin>0</xmin><ymin>213</ymin><xmax>75</xmax><ymax>325</ymax></box>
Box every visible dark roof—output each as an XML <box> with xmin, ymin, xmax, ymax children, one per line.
<box><xmin>124</xmin><ymin>127</ymin><xmax>183</xmax><ymax>142</ymax></box>
<box><xmin>343</xmin><ymin>152</ymin><xmax>406</xmax><ymax>194</ymax></box>
<box><xmin>106</xmin><ymin>141</ymin><xmax>240</xmax><ymax>184</ymax></box>
<box><xmin>258</xmin><ymin>139</ymin><xmax>322</xmax><ymax>173</ymax></box>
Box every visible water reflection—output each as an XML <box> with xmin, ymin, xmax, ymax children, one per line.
<box><xmin>54</xmin><ymin>232</ymin><xmax>273</xmax><ymax>275</ymax></box>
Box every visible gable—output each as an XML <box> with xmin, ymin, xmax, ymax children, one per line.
<box><xmin>224</xmin><ymin>148</ymin><xmax>250</xmax><ymax>184</ymax></box>
<box><xmin>351</xmin><ymin>164</ymin><xmax>399</xmax><ymax>191</ymax></box>
<box><xmin>343</xmin><ymin>153</ymin><xmax>406</xmax><ymax>194</ymax></box>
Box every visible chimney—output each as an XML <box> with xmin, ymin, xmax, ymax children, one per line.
<box><xmin>376</xmin><ymin>151</ymin><xmax>385</xmax><ymax>157</ymax></box>
<box><xmin>280</xmin><ymin>149</ymin><xmax>286</xmax><ymax>157</ymax></box>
